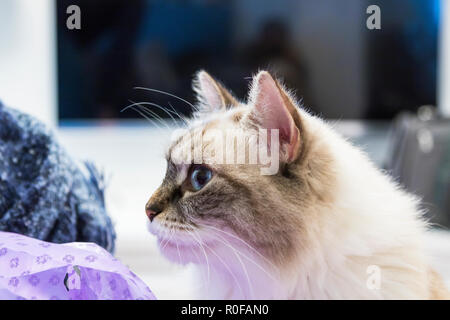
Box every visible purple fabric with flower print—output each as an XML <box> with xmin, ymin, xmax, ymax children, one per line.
<box><xmin>0</xmin><ymin>232</ymin><xmax>156</xmax><ymax>300</ymax></box>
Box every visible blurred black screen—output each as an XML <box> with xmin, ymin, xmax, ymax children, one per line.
<box><xmin>56</xmin><ymin>0</ymin><xmax>439</xmax><ymax>120</ymax></box>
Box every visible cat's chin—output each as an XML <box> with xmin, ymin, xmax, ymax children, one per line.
<box><xmin>147</xmin><ymin>220</ymin><xmax>209</xmax><ymax>265</ymax></box>
<box><xmin>155</xmin><ymin>236</ymin><xmax>209</xmax><ymax>265</ymax></box>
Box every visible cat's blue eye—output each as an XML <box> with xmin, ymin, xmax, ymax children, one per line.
<box><xmin>190</xmin><ymin>165</ymin><xmax>212</xmax><ymax>191</ymax></box>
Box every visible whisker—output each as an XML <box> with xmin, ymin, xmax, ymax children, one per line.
<box><xmin>186</xmin><ymin>246</ymin><xmax>212</xmax><ymax>294</ymax></box>
<box><xmin>135</xmin><ymin>105</ymin><xmax>172</xmax><ymax>129</ymax></box>
<box><xmin>192</xmin><ymin>227</ymin><xmax>254</xmax><ymax>298</ymax></box>
<box><xmin>131</xmin><ymin>101</ymin><xmax>179</xmax><ymax>124</ymax></box>
<box><xmin>160</xmin><ymin>225</ymin><xmax>177</xmax><ymax>251</ymax></box>
<box><xmin>188</xmin><ymin>228</ymin><xmax>245</xmax><ymax>298</ymax></box>
<box><xmin>184</xmin><ymin>230</ymin><xmax>212</xmax><ymax>292</ymax></box>
<box><xmin>201</xmin><ymin>227</ymin><xmax>277</xmax><ymax>283</ymax></box>
<box><xmin>124</xmin><ymin>100</ymin><xmax>171</xmax><ymax>130</ymax></box>
<box><xmin>134</xmin><ymin>87</ymin><xmax>198</xmax><ymax>111</ymax></box>
<box><xmin>175</xmin><ymin>239</ymin><xmax>182</xmax><ymax>266</ymax></box>
<box><xmin>213</xmin><ymin>233</ymin><xmax>254</xmax><ymax>299</ymax></box>
<box><xmin>120</xmin><ymin>102</ymin><xmax>162</xmax><ymax>129</ymax></box>
<box><xmin>199</xmin><ymin>224</ymin><xmax>279</xmax><ymax>272</ymax></box>
<box><xmin>188</xmin><ymin>230</ymin><xmax>211</xmax><ymax>288</ymax></box>
<box><xmin>125</xmin><ymin>105</ymin><xmax>162</xmax><ymax>129</ymax></box>
<box><xmin>167</xmin><ymin>102</ymin><xmax>189</xmax><ymax>126</ymax></box>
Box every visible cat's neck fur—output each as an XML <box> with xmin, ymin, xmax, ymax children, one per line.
<box><xmin>194</xmin><ymin>112</ymin><xmax>433</xmax><ymax>299</ymax></box>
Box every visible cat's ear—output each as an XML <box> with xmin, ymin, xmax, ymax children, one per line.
<box><xmin>193</xmin><ymin>70</ymin><xmax>239</xmax><ymax>112</ymax></box>
<box><xmin>249</xmin><ymin>71</ymin><xmax>302</xmax><ymax>163</ymax></box>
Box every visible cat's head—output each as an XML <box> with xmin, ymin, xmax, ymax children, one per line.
<box><xmin>146</xmin><ymin>70</ymin><xmax>335</xmax><ymax>269</ymax></box>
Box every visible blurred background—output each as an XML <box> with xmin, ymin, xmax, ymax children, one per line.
<box><xmin>55</xmin><ymin>0</ymin><xmax>439</xmax><ymax>120</ymax></box>
<box><xmin>0</xmin><ymin>0</ymin><xmax>449</xmax><ymax>298</ymax></box>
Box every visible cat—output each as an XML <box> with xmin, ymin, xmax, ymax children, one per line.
<box><xmin>146</xmin><ymin>70</ymin><xmax>449</xmax><ymax>299</ymax></box>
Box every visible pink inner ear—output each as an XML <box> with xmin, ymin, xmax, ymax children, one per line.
<box><xmin>253</xmin><ymin>73</ymin><xmax>299</xmax><ymax>160</ymax></box>
<box><xmin>198</xmin><ymin>73</ymin><xmax>223</xmax><ymax>110</ymax></box>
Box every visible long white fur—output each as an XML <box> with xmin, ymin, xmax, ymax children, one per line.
<box><xmin>194</xmin><ymin>111</ymin><xmax>431</xmax><ymax>299</ymax></box>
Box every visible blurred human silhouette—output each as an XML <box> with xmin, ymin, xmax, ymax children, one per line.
<box><xmin>241</xmin><ymin>20</ymin><xmax>315</xmax><ymax>112</ymax></box>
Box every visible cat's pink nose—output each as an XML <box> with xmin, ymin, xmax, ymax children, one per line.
<box><xmin>145</xmin><ymin>205</ymin><xmax>162</xmax><ymax>222</ymax></box>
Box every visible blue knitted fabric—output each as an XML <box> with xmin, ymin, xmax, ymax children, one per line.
<box><xmin>0</xmin><ymin>102</ymin><xmax>115</xmax><ymax>252</ymax></box>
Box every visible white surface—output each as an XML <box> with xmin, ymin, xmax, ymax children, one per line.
<box><xmin>0</xmin><ymin>0</ymin><xmax>57</xmax><ymax>127</ymax></box>
<box><xmin>56</xmin><ymin>122</ymin><xmax>450</xmax><ymax>299</ymax></box>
